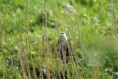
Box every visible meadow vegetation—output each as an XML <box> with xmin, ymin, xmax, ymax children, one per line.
<box><xmin>0</xmin><ymin>0</ymin><xmax>118</xmax><ymax>79</ymax></box>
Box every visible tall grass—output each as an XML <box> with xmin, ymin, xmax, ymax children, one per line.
<box><xmin>0</xmin><ymin>0</ymin><xmax>118</xmax><ymax>79</ymax></box>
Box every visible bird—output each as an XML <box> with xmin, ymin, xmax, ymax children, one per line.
<box><xmin>56</xmin><ymin>32</ymin><xmax>71</xmax><ymax>64</ymax></box>
<box><xmin>56</xmin><ymin>32</ymin><xmax>67</xmax><ymax>52</ymax></box>
<box><xmin>58</xmin><ymin>32</ymin><xmax>67</xmax><ymax>46</ymax></box>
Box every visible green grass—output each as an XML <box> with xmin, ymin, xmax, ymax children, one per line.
<box><xmin>0</xmin><ymin>0</ymin><xmax>118</xmax><ymax>79</ymax></box>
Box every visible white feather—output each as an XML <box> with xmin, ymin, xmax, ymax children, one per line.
<box><xmin>58</xmin><ymin>32</ymin><xmax>67</xmax><ymax>45</ymax></box>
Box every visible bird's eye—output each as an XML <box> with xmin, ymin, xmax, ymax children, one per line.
<box><xmin>61</xmin><ymin>32</ymin><xmax>64</xmax><ymax>34</ymax></box>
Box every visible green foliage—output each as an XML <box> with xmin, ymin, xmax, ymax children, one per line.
<box><xmin>0</xmin><ymin>0</ymin><xmax>118</xmax><ymax>79</ymax></box>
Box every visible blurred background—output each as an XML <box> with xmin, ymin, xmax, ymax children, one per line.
<box><xmin>0</xmin><ymin>0</ymin><xmax>118</xmax><ymax>79</ymax></box>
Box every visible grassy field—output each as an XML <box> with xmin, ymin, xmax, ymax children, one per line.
<box><xmin>0</xmin><ymin>0</ymin><xmax>118</xmax><ymax>79</ymax></box>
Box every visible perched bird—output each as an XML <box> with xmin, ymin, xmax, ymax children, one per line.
<box><xmin>56</xmin><ymin>32</ymin><xmax>67</xmax><ymax>52</ymax></box>
<box><xmin>58</xmin><ymin>32</ymin><xmax>67</xmax><ymax>46</ymax></box>
<box><xmin>56</xmin><ymin>32</ymin><xmax>70</xmax><ymax>64</ymax></box>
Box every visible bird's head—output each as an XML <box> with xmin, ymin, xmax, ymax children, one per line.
<box><xmin>61</xmin><ymin>32</ymin><xmax>65</xmax><ymax>34</ymax></box>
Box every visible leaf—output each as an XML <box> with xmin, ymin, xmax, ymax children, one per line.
<box><xmin>31</xmin><ymin>51</ymin><xmax>36</xmax><ymax>55</ymax></box>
